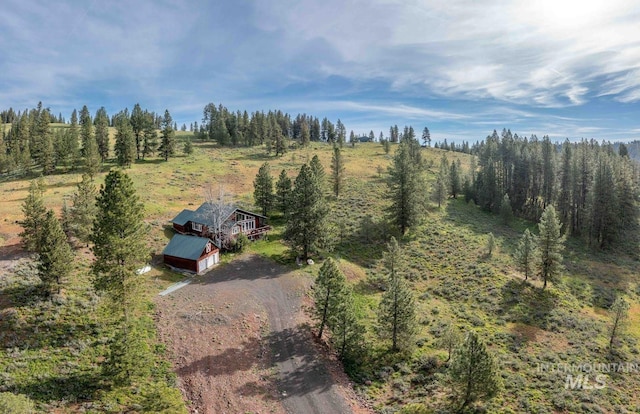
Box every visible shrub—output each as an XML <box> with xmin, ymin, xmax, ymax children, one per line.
<box><xmin>0</xmin><ymin>392</ymin><xmax>35</xmax><ymax>413</ymax></box>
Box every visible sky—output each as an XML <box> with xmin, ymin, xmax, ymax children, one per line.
<box><xmin>1</xmin><ymin>0</ymin><xmax>640</xmax><ymax>143</ymax></box>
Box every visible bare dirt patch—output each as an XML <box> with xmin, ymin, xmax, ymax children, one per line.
<box><xmin>156</xmin><ymin>254</ymin><xmax>365</xmax><ymax>414</ymax></box>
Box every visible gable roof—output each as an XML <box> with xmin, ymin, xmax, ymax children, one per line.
<box><xmin>171</xmin><ymin>203</ymin><xmax>268</xmax><ymax>229</ymax></box>
<box><xmin>162</xmin><ymin>234</ymin><xmax>215</xmax><ymax>260</ymax></box>
<box><xmin>171</xmin><ymin>209</ymin><xmax>196</xmax><ymax>226</ymax></box>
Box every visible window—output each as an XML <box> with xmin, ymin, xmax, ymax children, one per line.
<box><xmin>192</xmin><ymin>223</ymin><xmax>203</xmax><ymax>232</ymax></box>
<box><xmin>232</xmin><ymin>226</ymin><xmax>240</xmax><ymax>235</ymax></box>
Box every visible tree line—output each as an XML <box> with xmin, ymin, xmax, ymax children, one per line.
<box><xmin>463</xmin><ymin>129</ymin><xmax>640</xmax><ymax>250</ymax></box>
<box><xmin>0</xmin><ymin>102</ymin><xmax>179</xmax><ymax>177</ymax></box>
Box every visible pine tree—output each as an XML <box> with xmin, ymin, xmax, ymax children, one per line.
<box><xmin>499</xmin><ymin>193</ymin><xmax>514</xmax><ymax>224</ymax></box>
<box><xmin>66</xmin><ymin>109</ymin><xmax>80</xmax><ymax>169</ymax></box>
<box><xmin>94</xmin><ymin>107</ymin><xmax>110</xmax><ymax>162</ymax></box>
<box><xmin>313</xmin><ymin>257</ymin><xmax>346</xmax><ymax>339</ymax></box>
<box><xmin>299</xmin><ymin>122</ymin><xmax>310</xmax><ymax>147</ymax></box>
<box><xmin>329</xmin><ymin>286</ymin><xmax>365</xmax><ymax>362</ymax></box>
<box><xmin>38</xmin><ymin>209</ymin><xmax>73</xmax><ymax>295</ymax></box>
<box><xmin>114</xmin><ymin>114</ymin><xmax>136</xmax><ymax>168</ymax></box>
<box><xmin>388</xmin><ymin>140</ymin><xmax>424</xmax><ymax>233</ymax></box>
<box><xmin>377</xmin><ymin>267</ymin><xmax>416</xmax><ymax>352</ymax></box>
<box><xmin>19</xmin><ymin>178</ymin><xmax>47</xmax><ymax>252</ymax></box>
<box><xmin>142</xmin><ymin>115</ymin><xmax>159</xmax><ymax>159</ymax></box>
<box><xmin>422</xmin><ymin>126</ymin><xmax>431</xmax><ymax>147</ymax></box>
<box><xmin>589</xmin><ymin>158</ymin><xmax>618</xmax><ymax>248</ymax></box>
<box><xmin>514</xmin><ymin>229</ymin><xmax>536</xmax><ymax>281</ymax></box>
<box><xmin>609</xmin><ymin>297</ymin><xmax>630</xmax><ymax>352</ymax></box>
<box><xmin>536</xmin><ymin>205</ymin><xmax>564</xmax><ymax>290</ymax></box>
<box><xmin>130</xmin><ymin>103</ymin><xmax>145</xmax><ymax>159</ymax></box>
<box><xmin>91</xmin><ymin>170</ymin><xmax>148</xmax><ymax>320</ymax></box>
<box><xmin>275</xmin><ymin>169</ymin><xmax>292</xmax><ymax>215</ymax></box>
<box><xmin>159</xmin><ymin>110</ymin><xmax>176</xmax><ymax>161</ymax></box>
<box><xmin>79</xmin><ymin>105</ymin><xmax>93</xmax><ymax>157</ymax></box>
<box><xmin>180</xmin><ymin>137</ymin><xmax>191</xmax><ymax>155</ymax></box>
<box><xmin>437</xmin><ymin>324</ymin><xmax>463</xmax><ymax>362</ymax></box>
<box><xmin>309</xmin><ymin>154</ymin><xmax>326</xmax><ymax>184</ymax></box>
<box><xmin>449</xmin><ymin>160</ymin><xmax>462</xmax><ymax>198</ymax></box>
<box><xmin>253</xmin><ymin>162</ymin><xmax>273</xmax><ymax>216</ymax></box>
<box><xmin>449</xmin><ymin>331</ymin><xmax>501</xmax><ymax>411</ymax></box>
<box><xmin>331</xmin><ymin>146</ymin><xmax>345</xmax><ymax>197</ymax></box>
<box><xmin>284</xmin><ymin>163</ymin><xmax>327</xmax><ymax>260</ymax></box>
<box><xmin>36</xmin><ymin>109</ymin><xmax>55</xmax><ymax>175</ymax></box>
<box><xmin>69</xmin><ymin>174</ymin><xmax>98</xmax><ymax>245</ymax></box>
<box><xmin>432</xmin><ymin>156</ymin><xmax>449</xmax><ymax>209</ymax></box>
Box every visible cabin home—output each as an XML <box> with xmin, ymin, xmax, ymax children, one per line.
<box><xmin>170</xmin><ymin>202</ymin><xmax>270</xmax><ymax>248</ymax></box>
<box><xmin>162</xmin><ymin>234</ymin><xmax>219</xmax><ymax>274</ymax></box>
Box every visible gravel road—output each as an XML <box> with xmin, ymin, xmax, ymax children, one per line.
<box><xmin>156</xmin><ymin>254</ymin><xmax>354</xmax><ymax>414</ymax></box>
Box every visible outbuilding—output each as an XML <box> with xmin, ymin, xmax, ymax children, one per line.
<box><xmin>162</xmin><ymin>234</ymin><xmax>219</xmax><ymax>274</ymax></box>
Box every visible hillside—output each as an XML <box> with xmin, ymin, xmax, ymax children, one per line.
<box><xmin>1</xmin><ymin>138</ymin><xmax>639</xmax><ymax>413</ymax></box>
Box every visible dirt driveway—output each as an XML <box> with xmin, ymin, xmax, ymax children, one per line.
<box><xmin>156</xmin><ymin>254</ymin><xmax>361</xmax><ymax>414</ymax></box>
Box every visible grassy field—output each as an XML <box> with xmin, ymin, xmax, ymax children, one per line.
<box><xmin>1</xmin><ymin>136</ymin><xmax>639</xmax><ymax>412</ymax></box>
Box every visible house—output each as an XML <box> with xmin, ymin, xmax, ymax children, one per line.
<box><xmin>170</xmin><ymin>202</ymin><xmax>270</xmax><ymax>248</ymax></box>
<box><xmin>163</xmin><ymin>234</ymin><xmax>219</xmax><ymax>273</ymax></box>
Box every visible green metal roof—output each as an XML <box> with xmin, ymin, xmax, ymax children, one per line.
<box><xmin>171</xmin><ymin>209</ymin><xmax>195</xmax><ymax>226</ymax></box>
<box><xmin>162</xmin><ymin>234</ymin><xmax>214</xmax><ymax>260</ymax></box>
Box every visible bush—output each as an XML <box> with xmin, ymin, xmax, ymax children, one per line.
<box><xmin>230</xmin><ymin>233</ymin><xmax>249</xmax><ymax>253</ymax></box>
<box><xmin>0</xmin><ymin>392</ymin><xmax>35</xmax><ymax>413</ymax></box>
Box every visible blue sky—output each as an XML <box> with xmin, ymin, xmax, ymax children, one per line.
<box><xmin>1</xmin><ymin>0</ymin><xmax>640</xmax><ymax>143</ymax></box>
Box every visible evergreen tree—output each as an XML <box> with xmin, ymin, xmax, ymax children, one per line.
<box><xmin>313</xmin><ymin>257</ymin><xmax>346</xmax><ymax>339</ymax></box>
<box><xmin>69</xmin><ymin>174</ymin><xmax>98</xmax><ymax>245</ymax></box>
<box><xmin>159</xmin><ymin>110</ymin><xmax>176</xmax><ymax>161</ymax></box>
<box><xmin>499</xmin><ymin>193</ymin><xmax>514</xmax><ymax>224</ymax></box>
<box><xmin>309</xmin><ymin>154</ymin><xmax>326</xmax><ymax>184</ymax></box>
<box><xmin>183</xmin><ymin>137</ymin><xmax>193</xmax><ymax>155</ymax></box>
<box><xmin>536</xmin><ymin>205</ymin><xmax>564</xmax><ymax>290</ymax></box>
<box><xmin>514</xmin><ymin>229</ymin><xmax>536</xmax><ymax>281</ymax></box>
<box><xmin>448</xmin><ymin>331</ymin><xmax>501</xmax><ymax>412</ymax></box>
<box><xmin>388</xmin><ymin>140</ymin><xmax>424</xmax><ymax>233</ymax></box>
<box><xmin>94</xmin><ymin>107</ymin><xmax>110</xmax><ymax>162</ymax></box>
<box><xmin>299</xmin><ymin>121</ymin><xmax>310</xmax><ymax>147</ymax></box>
<box><xmin>66</xmin><ymin>109</ymin><xmax>80</xmax><ymax>169</ymax></box>
<box><xmin>422</xmin><ymin>126</ymin><xmax>431</xmax><ymax>147</ymax></box>
<box><xmin>114</xmin><ymin>114</ymin><xmax>136</xmax><ymax>168</ymax></box>
<box><xmin>284</xmin><ymin>163</ymin><xmax>327</xmax><ymax>260</ymax></box>
<box><xmin>253</xmin><ymin>162</ymin><xmax>274</xmax><ymax>216</ymax></box>
<box><xmin>329</xmin><ymin>286</ymin><xmax>365</xmax><ymax>362</ymax></box>
<box><xmin>609</xmin><ymin>297</ymin><xmax>630</xmax><ymax>352</ymax></box>
<box><xmin>38</xmin><ymin>209</ymin><xmax>73</xmax><ymax>295</ymax></box>
<box><xmin>331</xmin><ymin>146</ymin><xmax>345</xmax><ymax>197</ymax></box>
<box><xmin>91</xmin><ymin>170</ymin><xmax>148</xmax><ymax>320</ymax></box>
<box><xmin>382</xmin><ymin>138</ymin><xmax>391</xmax><ymax>154</ymax></box>
<box><xmin>432</xmin><ymin>156</ymin><xmax>449</xmax><ymax>208</ymax></box>
<box><xmin>36</xmin><ymin>108</ymin><xmax>55</xmax><ymax>174</ymax></box>
<box><xmin>449</xmin><ymin>160</ymin><xmax>462</xmax><ymax>198</ymax></box>
<box><xmin>275</xmin><ymin>169</ymin><xmax>292</xmax><ymax>215</ymax></box>
<box><xmin>79</xmin><ymin>105</ymin><xmax>93</xmax><ymax>157</ymax></box>
<box><xmin>130</xmin><ymin>103</ymin><xmax>145</xmax><ymax>159</ymax></box>
<box><xmin>142</xmin><ymin>114</ymin><xmax>159</xmax><ymax>159</ymax></box>
<box><xmin>19</xmin><ymin>178</ymin><xmax>47</xmax><ymax>252</ymax></box>
<box><xmin>589</xmin><ymin>158</ymin><xmax>618</xmax><ymax>248</ymax></box>
<box><xmin>377</xmin><ymin>264</ymin><xmax>416</xmax><ymax>352</ymax></box>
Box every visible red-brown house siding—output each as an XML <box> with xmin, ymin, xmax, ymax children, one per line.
<box><xmin>173</xmin><ymin>223</ymin><xmax>187</xmax><ymax>234</ymax></box>
<box><xmin>164</xmin><ymin>255</ymin><xmax>198</xmax><ymax>272</ymax></box>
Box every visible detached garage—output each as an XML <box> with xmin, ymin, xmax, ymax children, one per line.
<box><xmin>163</xmin><ymin>234</ymin><xmax>219</xmax><ymax>274</ymax></box>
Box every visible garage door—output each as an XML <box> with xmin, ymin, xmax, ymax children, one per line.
<box><xmin>197</xmin><ymin>258</ymin><xmax>206</xmax><ymax>273</ymax></box>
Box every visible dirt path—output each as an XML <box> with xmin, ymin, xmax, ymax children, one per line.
<box><xmin>156</xmin><ymin>254</ymin><xmax>356</xmax><ymax>414</ymax></box>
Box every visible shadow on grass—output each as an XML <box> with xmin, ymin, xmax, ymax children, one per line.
<box><xmin>499</xmin><ymin>279</ymin><xmax>558</xmax><ymax>329</ymax></box>
<box><xmin>11</xmin><ymin>371</ymin><xmax>101</xmax><ymax>403</ymax></box>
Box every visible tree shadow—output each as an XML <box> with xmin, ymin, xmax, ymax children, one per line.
<box><xmin>499</xmin><ymin>278</ymin><xmax>559</xmax><ymax>329</ymax></box>
<box><xmin>191</xmin><ymin>254</ymin><xmax>291</xmax><ymax>285</ymax></box>
<box><xmin>9</xmin><ymin>371</ymin><xmax>101</xmax><ymax>403</ymax></box>
<box><xmin>176</xmin><ymin>335</ymin><xmax>263</xmax><ymax>378</ymax></box>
